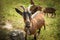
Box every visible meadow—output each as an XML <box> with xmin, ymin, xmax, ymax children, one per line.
<box><xmin>0</xmin><ymin>0</ymin><xmax>60</xmax><ymax>40</ymax></box>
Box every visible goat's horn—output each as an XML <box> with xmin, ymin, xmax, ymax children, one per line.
<box><xmin>20</xmin><ymin>6</ymin><xmax>25</xmax><ymax>11</ymax></box>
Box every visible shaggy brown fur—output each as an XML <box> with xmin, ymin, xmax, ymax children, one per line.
<box><xmin>28</xmin><ymin>0</ymin><xmax>42</xmax><ymax>14</ymax></box>
<box><xmin>24</xmin><ymin>11</ymin><xmax>45</xmax><ymax>35</ymax></box>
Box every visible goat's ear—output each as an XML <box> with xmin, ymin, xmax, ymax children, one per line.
<box><xmin>15</xmin><ymin>8</ymin><xmax>22</xmax><ymax>15</ymax></box>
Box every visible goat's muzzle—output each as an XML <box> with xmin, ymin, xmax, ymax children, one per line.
<box><xmin>25</xmin><ymin>21</ymin><xmax>30</xmax><ymax>28</ymax></box>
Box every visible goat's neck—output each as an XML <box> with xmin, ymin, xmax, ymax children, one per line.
<box><xmin>31</xmin><ymin>11</ymin><xmax>41</xmax><ymax>18</ymax></box>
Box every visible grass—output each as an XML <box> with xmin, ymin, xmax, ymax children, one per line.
<box><xmin>0</xmin><ymin>0</ymin><xmax>60</xmax><ymax>40</ymax></box>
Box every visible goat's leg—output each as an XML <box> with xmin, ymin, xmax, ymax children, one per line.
<box><xmin>38</xmin><ymin>29</ymin><xmax>41</xmax><ymax>35</ymax></box>
<box><xmin>25</xmin><ymin>34</ymin><xmax>27</xmax><ymax>40</ymax></box>
<box><xmin>47</xmin><ymin>13</ymin><xmax>48</xmax><ymax>17</ymax></box>
<box><xmin>51</xmin><ymin>13</ymin><xmax>54</xmax><ymax>17</ymax></box>
<box><xmin>34</xmin><ymin>33</ymin><xmax>37</xmax><ymax>40</ymax></box>
<box><xmin>44</xmin><ymin>24</ymin><xmax>46</xmax><ymax>30</ymax></box>
<box><xmin>54</xmin><ymin>12</ymin><xmax>56</xmax><ymax>17</ymax></box>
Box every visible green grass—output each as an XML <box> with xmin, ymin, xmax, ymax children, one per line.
<box><xmin>0</xmin><ymin>0</ymin><xmax>60</xmax><ymax>40</ymax></box>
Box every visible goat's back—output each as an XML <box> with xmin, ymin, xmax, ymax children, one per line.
<box><xmin>43</xmin><ymin>7</ymin><xmax>56</xmax><ymax>13</ymax></box>
<box><xmin>30</xmin><ymin>11</ymin><xmax>45</xmax><ymax>34</ymax></box>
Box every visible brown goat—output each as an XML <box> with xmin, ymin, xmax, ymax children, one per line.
<box><xmin>28</xmin><ymin>0</ymin><xmax>42</xmax><ymax>14</ymax></box>
<box><xmin>43</xmin><ymin>7</ymin><xmax>56</xmax><ymax>17</ymax></box>
<box><xmin>27</xmin><ymin>11</ymin><xmax>45</xmax><ymax>34</ymax></box>
<box><xmin>15</xmin><ymin>6</ymin><xmax>45</xmax><ymax>40</ymax></box>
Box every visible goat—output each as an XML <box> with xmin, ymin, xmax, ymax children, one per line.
<box><xmin>28</xmin><ymin>0</ymin><xmax>42</xmax><ymax>14</ymax></box>
<box><xmin>43</xmin><ymin>7</ymin><xmax>56</xmax><ymax>17</ymax></box>
<box><xmin>15</xmin><ymin>6</ymin><xmax>45</xmax><ymax>40</ymax></box>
